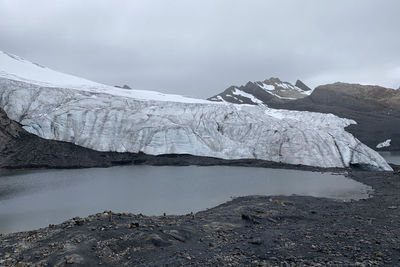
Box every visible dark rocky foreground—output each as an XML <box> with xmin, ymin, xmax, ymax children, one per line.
<box><xmin>0</xmin><ymin>165</ymin><xmax>399</xmax><ymax>266</ymax></box>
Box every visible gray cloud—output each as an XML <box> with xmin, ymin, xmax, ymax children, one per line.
<box><xmin>1</xmin><ymin>0</ymin><xmax>399</xmax><ymax>98</ymax></box>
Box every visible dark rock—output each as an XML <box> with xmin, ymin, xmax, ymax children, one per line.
<box><xmin>295</xmin><ymin>80</ymin><xmax>312</xmax><ymax>91</ymax></box>
<box><xmin>114</xmin><ymin>84</ymin><xmax>132</xmax><ymax>89</ymax></box>
<box><xmin>249</xmin><ymin>238</ymin><xmax>263</xmax><ymax>245</ymax></box>
<box><xmin>266</xmin><ymin>217</ymin><xmax>277</xmax><ymax>223</ymax></box>
<box><xmin>164</xmin><ymin>230</ymin><xmax>186</xmax><ymax>242</ymax></box>
<box><xmin>74</xmin><ymin>217</ymin><xmax>85</xmax><ymax>226</ymax></box>
<box><xmin>147</xmin><ymin>234</ymin><xmax>171</xmax><ymax>247</ymax></box>
<box><xmin>241</xmin><ymin>213</ymin><xmax>260</xmax><ymax>224</ymax></box>
<box><xmin>241</xmin><ymin>214</ymin><xmax>252</xmax><ymax>221</ymax></box>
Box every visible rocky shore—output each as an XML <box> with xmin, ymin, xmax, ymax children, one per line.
<box><xmin>0</xmin><ymin>165</ymin><xmax>399</xmax><ymax>266</ymax></box>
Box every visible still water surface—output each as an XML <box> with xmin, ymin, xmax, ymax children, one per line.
<box><xmin>379</xmin><ymin>151</ymin><xmax>400</xmax><ymax>165</ymax></box>
<box><xmin>0</xmin><ymin>166</ymin><xmax>371</xmax><ymax>233</ymax></box>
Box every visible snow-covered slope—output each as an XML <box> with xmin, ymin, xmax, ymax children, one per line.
<box><xmin>208</xmin><ymin>78</ymin><xmax>312</xmax><ymax>104</ymax></box>
<box><xmin>377</xmin><ymin>139</ymin><xmax>391</xmax><ymax>149</ymax></box>
<box><xmin>254</xmin><ymin>78</ymin><xmax>312</xmax><ymax>99</ymax></box>
<box><xmin>0</xmin><ymin>51</ymin><xmax>208</xmax><ymax>104</ymax></box>
<box><xmin>0</xmin><ymin>51</ymin><xmax>101</xmax><ymax>88</ymax></box>
<box><xmin>0</xmin><ymin>51</ymin><xmax>392</xmax><ymax>170</ymax></box>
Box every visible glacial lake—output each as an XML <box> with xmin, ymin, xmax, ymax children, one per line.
<box><xmin>379</xmin><ymin>151</ymin><xmax>400</xmax><ymax>165</ymax></box>
<box><xmin>0</xmin><ymin>166</ymin><xmax>372</xmax><ymax>234</ymax></box>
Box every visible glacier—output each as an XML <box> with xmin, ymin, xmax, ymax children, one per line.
<box><xmin>0</xmin><ymin>51</ymin><xmax>392</xmax><ymax>171</ymax></box>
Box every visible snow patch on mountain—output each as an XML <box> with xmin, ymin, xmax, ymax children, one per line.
<box><xmin>263</xmin><ymin>90</ymin><xmax>297</xmax><ymax>100</ymax></box>
<box><xmin>209</xmin><ymin>78</ymin><xmax>313</xmax><ymax>105</ymax></box>
<box><xmin>293</xmin><ymin>85</ymin><xmax>313</xmax><ymax>95</ymax></box>
<box><xmin>231</xmin><ymin>88</ymin><xmax>263</xmax><ymax>104</ymax></box>
<box><xmin>257</xmin><ymin>83</ymin><xmax>275</xmax><ymax>91</ymax></box>
<box><xmin>376</xmin><ymin>139</ymin><xmax>391</xmax><ymax>149</ymax></box>
<box><xmin>255</xmin><ymin>78</ymin><xmax>311</xmax><ymax>99</ymax></box>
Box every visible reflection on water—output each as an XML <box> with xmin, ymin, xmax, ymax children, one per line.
<box><xmin>379</xmin><ymin>151</ymin><xmax>400</xmax><ymax>165</ymax></box>
<box><xmin>0</xmin><ymin>166</ymin><xmax>371</xmax><ymax>234</ymax></box>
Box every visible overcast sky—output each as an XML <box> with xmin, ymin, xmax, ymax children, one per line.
<box><xmin>1</xmin><ymin>0</ymin><xmax>399</xmax><ymax>98</ymax></box>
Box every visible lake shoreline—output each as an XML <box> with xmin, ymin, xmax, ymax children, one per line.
<box><xmin>0</xmin><ymin>165</ymin><xmax>399</xmax><ymax>266</ymax></box>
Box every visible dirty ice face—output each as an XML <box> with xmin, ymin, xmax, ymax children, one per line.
<box><xmin>0</xmin><ymin>50</ymin><xmax>392</xmax><ymax>171</ymax></box>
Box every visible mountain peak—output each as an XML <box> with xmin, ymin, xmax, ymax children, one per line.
<box><xmin>295</xmin><ymin>80</ymin><xmax>312</xmax><ymax>91</ymax></box>
<box><xmin>208</xmin><ymin>77</ymin><xmax>313</xmax><ymax>105</ymax></box>
<box><xmin>263</xmin><ymin>77</ymin><xmax>283</xmax><ymax>84</ymax></box>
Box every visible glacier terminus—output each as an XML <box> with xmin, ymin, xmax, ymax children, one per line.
<box><xmin>0</xmin><ymin>51</ymin><xmax>392</xmax><ymax>171</ymax></box>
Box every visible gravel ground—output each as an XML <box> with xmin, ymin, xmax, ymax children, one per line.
<box><xmin>0</xmin><ymin>165</ymin><xmax>399</xmax><ymax>266</ymax></box>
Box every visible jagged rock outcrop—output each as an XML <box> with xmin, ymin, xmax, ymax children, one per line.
<box><xmin>208</xmin><ymin>78</ymin><xmax>311</xmax><ymax>104</ymax></box>
<box><xmin>115</xmin><ymin>84</ymin><xmax>132</xmax><ymax>89</ymax></box>
<box><xmin>295</xmin><ymin>80</ymin><xmax>312</xmax><ymax>91</ymax></box>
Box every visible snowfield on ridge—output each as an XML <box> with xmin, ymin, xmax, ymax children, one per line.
<box><xmin>0</xmin><ymin>51</ymin><xmax>392</xmax><ymax>170</ymax></box>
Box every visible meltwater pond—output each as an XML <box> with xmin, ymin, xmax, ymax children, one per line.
<box><xmin>0</xmin><ymin>166</ymin><xmax>371</xmax><ymax>234</ymax></box>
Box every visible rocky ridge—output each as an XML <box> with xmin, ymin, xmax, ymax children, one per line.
<box><xmin>208</xmin><ymin>78</ymin><xmax>311</xmax><ymax>104</ymax></box>
<box><xmin>295</xmin><ymin>79</ymin><xmax>312</xmax><ymax>92</ymax></box>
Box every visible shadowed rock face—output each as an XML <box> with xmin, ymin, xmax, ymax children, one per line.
<box><xmin>295</xmin><ymin>80</ymin><xmax>312</xmax><ymax>91</ymax></box>
<box><xmin>0</xmin><ymin>107</ymin><xmax>21</xmax><ymax>143</ymax></box>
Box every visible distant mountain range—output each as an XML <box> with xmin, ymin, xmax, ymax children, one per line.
<box><xmin>208</xmin><ymin>79</ymin><xmax>400</xmax><ymax>151</ymax></box>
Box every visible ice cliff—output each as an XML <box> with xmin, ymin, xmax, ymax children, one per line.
<box><xmin>0</xmin><ymin>51</ymin><xmax>392</xmax><ymax>170</ymax></box>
